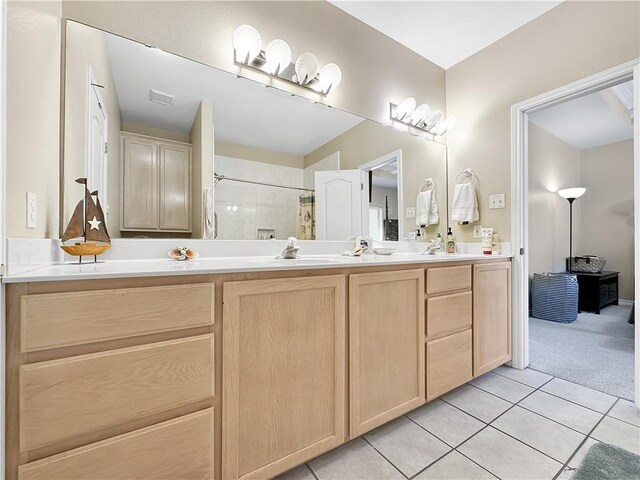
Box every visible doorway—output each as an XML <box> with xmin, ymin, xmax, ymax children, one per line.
<box><xmin>511</xmin><ymin>59</ymin><xmax>640</xmax><ymax>404</ymax></box>
<box><xmin>359</xmin><ymin>150</ymin><xmax>403</xmax><ymax>241</ymax></box>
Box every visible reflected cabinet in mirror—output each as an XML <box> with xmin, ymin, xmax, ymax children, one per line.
<box><xmin>63</xmin><ymin>21</ymin><xmax>447</xmax><ymax>242</ymax></box>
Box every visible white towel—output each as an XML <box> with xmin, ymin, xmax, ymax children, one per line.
<box><xmin>202</xmin><ymin>188</ymin><xmax>215</xmax><ymax>239</ymax></box>
<box><xmin>416</xmin><ymin>190</ymin><xmax>439</xmax><ymax>226</ymax></box>
<box><xmin>451</xmin><ymin>183</ymin><xmax>479</xmax><ymax>224</ymax></box>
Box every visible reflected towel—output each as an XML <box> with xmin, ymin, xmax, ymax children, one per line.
<box><xmin>416</xmin><ymin>190</ymin><xmax>439</xmax><ymax>226</ymax></box>
<box><xmin>202</xmin><ymin>188</ymin><xmax>215</xmax><ymax>239</ymax></box>
<box><xmin>451</xmin><ymin>183</ymin><xmax>479</xmax><ymax>224</ymax></box>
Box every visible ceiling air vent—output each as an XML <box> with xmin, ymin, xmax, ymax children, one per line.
<box><xmin>149</xmin><ymin>89</ymin><xmax>174</xmax><ymax>106</ymax></box>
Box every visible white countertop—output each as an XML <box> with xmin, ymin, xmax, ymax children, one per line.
<box><xmin>3</xmin><ymin>252</ymin><xmax>511</xmax><ymax>283</ymax></box>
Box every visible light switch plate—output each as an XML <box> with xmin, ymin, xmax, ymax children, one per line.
<box><xmin>473</xmin><ymin>225</ymin><xmax>483</xmax><ymax>238</ymax></box>
<box><xmin>26</xmin><ymin>191</ymin><xmax>37</xmax><ymax>229</ymax></box>
<box><xmin>489</xmin><ymin>194</ymin><xmax>505</xmax><ymax>209</ymax></box>
<box><xmin>406</xmin><ymin>207</ymin><xmax>416</xmax><ymax>218</ymax></box>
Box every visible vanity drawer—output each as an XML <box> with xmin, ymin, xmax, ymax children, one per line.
<box><xmin>18</xmin><ymin>409</ymin><xmax>214</xmax><ymax>480</ymax></box>
<box><xmin>426</xmin><ymin>330</ymin><xmax>472</xmax><ymax>401</ymax></box>
<box><xmin>21</xmin><ymin>283</ymin><xmax>215</xmax><ymax>352</ymax></box>
<box><xmin>426</xmin><ymin>265</ymin><xmax>472</xmax><ymax>295</ymax></box>
<box><xmin>20</xmin><ymin>334</ymin><xmax>214</xmax><ymax>451</ymax></box>
<box><xmin>427</xmin><ymin>291</ymin><xmax>472</xmax><ymax>338</ymax></box>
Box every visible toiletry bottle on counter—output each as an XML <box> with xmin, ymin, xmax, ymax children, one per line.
<box><xmin>435</xmin><ymin>233</ymin><xmax>443</xmax><ymax>252</ymax></box>
<box><xmin>492</xmin><ymin>232</ymin><xmax>499</xmax><ymax>255</ymax></box>
<box><xmin>446</xmin><ymin>228</ymin><xmax>456</xmax><ymax>254</ymax></box>
<box><xmin>481</xmin><ymin>227</ymin><xmax>494</xmax><ymax>255</ymax></box>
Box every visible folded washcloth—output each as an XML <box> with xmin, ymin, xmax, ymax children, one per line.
<box><xmin>451</xmin><ymin>183</ymin><xmax>479</xmax><ymax>224</ymax></box>
<box><xmin>416</xmin><ymin>190</ymin><xmax>439</xmax><ymax>226</ymax></box>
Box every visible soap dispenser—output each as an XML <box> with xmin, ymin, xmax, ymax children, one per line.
<box><xmin>446</xmin><ymin>227</ymin><xmax>456</xmax><ymax>254</ymax></box>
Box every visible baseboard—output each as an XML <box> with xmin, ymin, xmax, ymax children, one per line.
<box><xmin>618</xmin><ymin>299</ymin><xmax>634</xmax><ymax>306</ymax></box>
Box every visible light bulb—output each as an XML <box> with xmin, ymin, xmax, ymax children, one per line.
<box><xmin>232</xmin><ymin>25</ymin><xmax>262</xmax><ymax>64</ymax></box>
<box><xmin>318</xmin><ymin>63</ymin><xmax>342</xmax><ymax>94</ymax></box>
<box><xmin>436</xmin><ymin>116</ymin><xmax>457</xmax><ymax>135</ymax></box>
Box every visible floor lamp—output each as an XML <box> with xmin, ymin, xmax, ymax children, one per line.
<box><xmin>558</xmin><ymin>188</ymin><xmax>586</xmax><ymax>273</ymax></box>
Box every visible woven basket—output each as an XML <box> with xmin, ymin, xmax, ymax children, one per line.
<box><xmin>569</xmin><ymin>255</ymin><xmax>606</xmax><ymax>273</ymax></box>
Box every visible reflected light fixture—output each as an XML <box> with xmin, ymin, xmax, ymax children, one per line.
<box><xmin>390</xmin><ymin>98</ymin><xmax>456</xmax><ymax>137</ymax></box>
<box><xmin>232</xmin><ymin>25</ymin><xmax>341</xmax><ymax>96</ymax></box>
<box><xmin>557</xmin><ymin>187</ymin><xmax>586</xmax><ymax>272</ymax></box>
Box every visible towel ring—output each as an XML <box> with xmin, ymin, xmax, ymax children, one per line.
<box><xmin>419</xmin><ymin>178</ymin><xmax>435</xmax><ymax>192</ymax></box>
<box><xmin>455</xmin><ymin>168</ymin><xmax>476</xmax><ymax>185</ymax></box>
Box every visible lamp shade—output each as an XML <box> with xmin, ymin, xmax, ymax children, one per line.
<box><xmin>318</xmin><ymin>63</ymin><xmax>342</xmax><ymax>93</ymax></box>
<box><xmin>232</xmin><ymin>25</ymin><xmax>262</xmax><ymax>64</ymax></box>
<box><xmin>393</xmin><ymin>97</ymin><xmax>416</xmax><ymax>120</ymax></box>
<box><xmin>558</xmin><ymin>188</ymin><xmax>586</xmax><ymax>199</ymax></box>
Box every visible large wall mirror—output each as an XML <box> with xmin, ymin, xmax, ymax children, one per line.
<box><xmin>63</xmin><ymin>21</ymin><xmax>447</xmax><ymax>242</ymax></box>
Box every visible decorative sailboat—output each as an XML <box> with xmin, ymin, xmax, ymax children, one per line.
<box><xmin>60</xmin><ymin>178</ymin><xmax>111</xmax><ymax>263</ymax></box>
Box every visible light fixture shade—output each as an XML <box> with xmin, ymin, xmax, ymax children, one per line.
<box><xmin>409</xmin><ymin>103</ymin><xmax>431</xmax><ymax>126</ymax></box>
<box><xmin>233</xmin><ymin>25</ymin><xmax>262</xmax><ymax>64</ymax></box>
<box><xmin>436</xmin><ymin>116</ymin><xmax>457</xmax><ymax>136</ymax></box>
<box><xmin>394</xmin><ymin>97</ymin><xmax>416</xmax><ymax>120</ymax></box>
<box><xmin>318</xmin><ymin>63</ymin><xmax>342</xmax><ymax>93</ymax></box>
<box><xmin>264</xmin><ymin>39</ymin><xmax>291</xmax><ymax>75</ymax></box>
<box><xmin>295</xmin><ymin>52</ymin><xmax>319</xmax><ymax>85</ymax></box>
<box><xmin>558</xmin><ymin>187</ymin><xmax>586</xmax><ymax>199</ymax></box>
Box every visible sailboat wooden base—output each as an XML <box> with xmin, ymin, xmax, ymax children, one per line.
<box><xmin>61</xmin><ymin>242</ymin><xmax>111</xmax><ymax>261</ymax></box>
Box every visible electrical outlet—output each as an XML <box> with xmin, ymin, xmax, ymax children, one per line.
<box><xmin>26</xmin><ymin>191</ymin><xmax>37</xmax><ymax>229</ymax></box>
<box><xmin>473</xmin><ymin>225</ymin><xmax>483</xmax><ymax>238</ymax></box>
<box><xmin>406</xmin><ymin>207</ymin><xmax>416</xmax><ymax>218</ymax></box>
<box><xmin>489</xmin><ymin>193</ymin><xmax>505</xmax><ymax>209</ymax></box>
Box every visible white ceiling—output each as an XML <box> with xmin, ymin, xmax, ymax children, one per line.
<box><xmin>330</xmin><ymin>1</ymin><xmax>561</xmax><ymax>69</ymax></box>
<box><xmin>529</xmin><ymin>82</ymin><xmax>634</xmax><ymax>151</ymax></box>
<box><xmin>104</xmin><ymin>33</ymin><xmax>363</xmax><ymax>156</ymax></box>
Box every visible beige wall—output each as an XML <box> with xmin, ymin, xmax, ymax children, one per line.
<box><xmin>528</xmin><ymin>123</ymin><xmax>581</xmax><ymax>275</ymax></box>
<box><xmin>61</xmin><ymin>1</ymin><xmax>446</xmax><ymax>127</ymax></box>
<box><xmin>122</xmin><ymin>122</ymin><xmax>190</xmax><ymax>144</ymax></box>
<box><xmin>580</xmin><ymin>140</ymin><xmax>634</xmax><ymax>300</ymax></box>
<box><xmin>446</xmin><ymin>0</ymin><xmax>639</xmax><ymax>242</ymax></box>
<box><xmin>7</xmin><ymin>1</ymin><xmax>62</xmax><ymax>238</ymax></box>
<box><xmin>305</xmin><ymin>120</ymin><xmax>447</xmax><ymax>240</ymax></box>
<box><xmin>189</xmin><ymin>102</ymin><xmax>214</xmax><ymax>238</ymax></box>
<box><xmin>64</xmin><ymin>21</ymin><xmax>122</xmax><ymax>235</ymax></box>
<box><xmin>215</xmin><ymin>141</ymin><xmax>304</xmax><ymax>169</ymax></box>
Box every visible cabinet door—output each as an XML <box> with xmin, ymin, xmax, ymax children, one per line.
<box><xmin>159</xmin><ymin>143</ymin><xmax>191</xmax><ymax>231</ymax></box>
<box><xmin>349</xmin><ymin>269</ymin><xmax>425</xmax><ymax>437</ymax></box>
<box><xmin>222</xmin><ymin>276</ymin><xmax>346</xmax><ymax>480</ymax></box>
<box><xmin>122</xmin><ymin>136</ymin><xmax>158</xmax><ymax>230</ymax></box>
<box><xmin>473</xmin><ymin>262</ymin><xmax>512</xmax><ymax>376</ymax></box>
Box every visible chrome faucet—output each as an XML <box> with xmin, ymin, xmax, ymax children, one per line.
<box><xmin>422</xmin><ymin>239</ymin><xmax>441</xmax><ymax>255</ymax></box>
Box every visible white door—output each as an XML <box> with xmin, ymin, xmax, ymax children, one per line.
<box><xmin>86</xmin><ymin>76</ymin><xmax>107</xmax><ymax>207</ymax></box>
<box><xmin>315</xmin><ymin>170</ymin><xmax>368</xmax><ymax>240</ymax></box>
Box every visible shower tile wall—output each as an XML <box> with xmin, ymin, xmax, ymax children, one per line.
<box><xmin>215</xmin><ymin>155</ymin><xmax>304</xmax><ymax>240</ymax></box>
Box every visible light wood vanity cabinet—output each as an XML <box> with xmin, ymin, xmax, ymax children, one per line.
<box><xmin>121</xmin><ymin>132</ymin><xmax>192</xmax><ymax>232</ymax></box>
<box><xmin>5</xmin><ymin>259</ymin><xmax>511</xmax><ymax>480</ymax></box>
<box><xmin>222</xmin><ymin>275</ymin><xmax>346</xmax><ymax>480</ymax></box>
<box><xmin>349</xmin><ymin>269</ymin><xmax>425</xmax><ymax>436</ymax></box>
<box><xmin>473</xmin><ymin>262</ymin><xmax>512</xmax><ymax>376</ymax></box>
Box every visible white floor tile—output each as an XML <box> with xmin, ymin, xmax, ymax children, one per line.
<box><xmin>608</xmin><ymin>398</ymin><xmax>640</xmax><ymax>427</ymax></box>
<box><xmin>519</xmin><ymin>391</ymin><xmax>603</xmax><ymax>434</ymax></box>
<box><xmin>492</xmin><ymin>406</ymin><xmax>585</xmax><ymax>463</ymax></box>
<box><xmin>442</xmin><ymin>385</ymin><xmax>511</xmax><ymax>423</ymax></box>
<box><xmin>458</xmin><ymin>427</ymin><xmax>562</xmax><ymax>480</ymax></box>
<box><xmin>470</xmin><ymin>372</ymin><xmax>535</xmax><ymax>402</ymax></box>
<box><xmin>541</xmin><ymin>378</ymin><xmax>617</xmax><ymax>413</ymax></box>
<box><xmin>591</xmin><ymin>416</ymin><xmax>640</xmax><ymax>454</ymax></box>
<box><xmin>309</xmin><ymin>438</ymin><xmax>404</xmax><ymax>480</ymax></box>
<box><xmin>364</xmin><ymin>416</ymin><xmax>451</xmax><ymax>478</ymax></box>
<box><xmin>414</xmin><ymin>451</ymin><xmax>496</xmax><ymax>480</ymax></box>
<box><xmin>567</xmin><ymin>438</ymin><xmax>600</xmax><ymax>468</ymax></box>
<box><xmin>407</xmin><ymin>400</ymin><xmax>485</xmax><ymax>447</ymax></box>
<box><xmin>556</xmin><ymin>466</ymin><xmax>575</xmax><ymax>479</ymax></box>
<box><xmin>493</xmin><ymin>366</ymin><xmax>553</xmax><ymax>388</ymax></box>
<box><xmin>276</xmin><ymin>464</ymin><xmax>316</xmax><ymax>480</ymax></box>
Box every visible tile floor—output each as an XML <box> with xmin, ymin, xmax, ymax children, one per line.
<box><xmin>277</xmin><ymin>367</ymin><xmax>640</xmax><ymax>480</ymax></box>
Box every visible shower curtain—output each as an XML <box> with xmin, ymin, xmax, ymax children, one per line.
<box><xmin>297</xmin><ymin>193</ymin><xmax>315</xmax><ymax>240</ymax></box>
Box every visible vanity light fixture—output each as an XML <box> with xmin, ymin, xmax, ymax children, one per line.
<box><xmin>232</xmin><ymin>25</ymin><xmax>341</xmax><ymax>95</ymax></box>
<box><xmin>390</xmin><ymin>98</ymin><xmax>456</xmax><ymax>137</ymax></box>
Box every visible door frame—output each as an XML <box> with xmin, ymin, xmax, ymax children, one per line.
<box><xmin>86</xmin><ymin>65</ymin><xmax>108</xmax><ymax>211</ymax></box>
<box><xmin>0</xmin><ymin>0</ymin><xmax>6</xmax><ymax>476</ymax></box>
<box><xmin>510</xmin><ymin>58</ymin><xmax>640</xmax><ymax>405</ymax></box>
<box><xmin>358</xmin><ymin>149</ymin><xmax>404</xmax><ymax>240</ymax></box>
